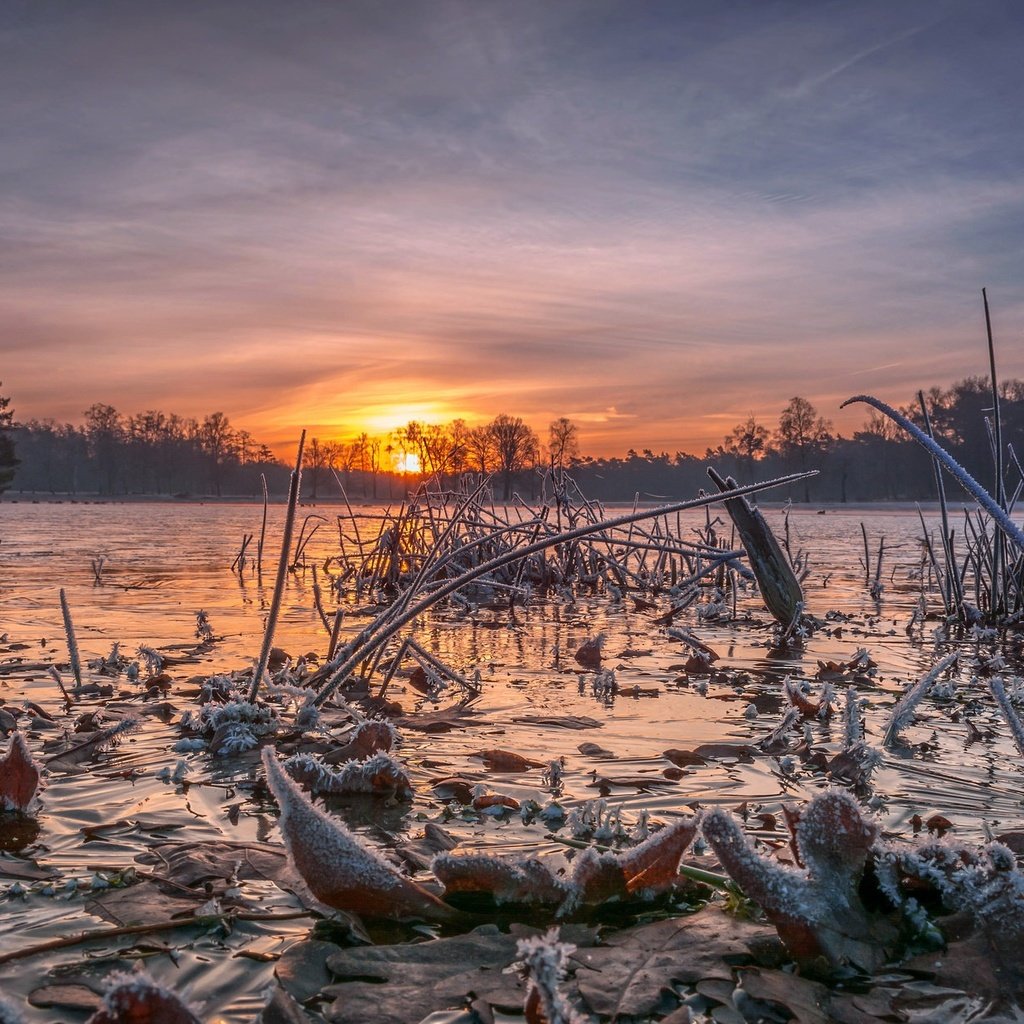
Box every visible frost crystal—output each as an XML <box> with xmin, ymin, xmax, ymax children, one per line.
<box><xmin>513</xmin><ymin>928</ymin><xmax>588</xmax><ymax>1024</ymax></box>
<box><xmin>434</xmin><ymin>815</ymin><xmax>700</xmax><ymax>918</ymax></box>
<box><xmin>882</xmin><ymin>652</ymin><xmax>958</xmax><ymax>746</ymax></box>
<box><xmin>990</xmin><ymin>676</ymin><xmax>1024</xmax><ymax>757</ymax></box>
<box><xmin>283</xmin><ymin>752</ymin><xmax>413</xmax><ymax>800</ymax></box>
<box><xmin>894</xmin><ymin>836</ymin><xmax>1024</xmax><ymax>941</ymax></box>
<box><xmin>193</xmin><ymin>698</ymin><xmax>279</xmax><ymax>756</ymax></box>
<box><xmin>703</xmin><ymin>790</ymin><xmax>895</xmax><ymax>969</ymax></box>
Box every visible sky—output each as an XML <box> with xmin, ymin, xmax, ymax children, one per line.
<box><xmin>2</xmin><ymin>0</ymin><xmax>1023</xmax><ymax>457</ymax></box>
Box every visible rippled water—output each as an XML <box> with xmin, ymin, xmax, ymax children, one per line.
<box><xmin>0</xmin><ymin>498</ymin><xmax>1019</xmax><ymax>1021</ymax></box>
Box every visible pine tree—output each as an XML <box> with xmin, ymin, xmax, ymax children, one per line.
<box><xmin>0</xmin><ymin>384</ymin><xmax>19</xmax><ymax>494</ymax></box>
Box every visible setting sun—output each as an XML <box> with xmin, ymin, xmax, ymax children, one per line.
<box><xmin>394</xmin><ymin>451</ymin><xmax>421</xmax><ymax>475</ymax></box>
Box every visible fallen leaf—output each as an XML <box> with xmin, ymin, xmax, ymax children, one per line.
<box><xmin>469</xmin><ymin>749</ymin><xmax>546</xmax><ymax>772</ymax></box>
<box><xmin>262</xmin><ymin>748</ymin><xmax>458</xmax><ymax>922</ymax></box>
<box><xmin>574</xmin><ymin>636</ymin><xmax>604</xmax><ymax>669</ymax></box>
<box><xmin>86</xmin><ymin>880</ymin><xmax>202</xmax><ymax>927</ymax></box>
<box><xmin>29</xmin><ymin>984</ymin><xmax>103</xmax><ymax>1011</ymax></box>
<box><xmin>276</xmin><ymin>939</ymin><xmax>341</xmax><ymax>1003</ymax></box>
<box><xmin>573</xmin><ymin>909</ymin><xmax>763</xmax><ymax>1019</ymax></box>
<box><xmin>703</xmin><ymin>789</ymin><xmax>900</xmax><ymax>970</ymax></box>
<box><xmin>322</xmin><ymin>924</ymin><xmax>594</xmax><ymax>1024</ymax></box>
<box><xmin>0</xmin><ymin>731</ymin><xmax>40</xmax><ymax>812</ymax></box>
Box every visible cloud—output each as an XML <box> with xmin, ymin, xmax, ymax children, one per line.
<box><xmin>1</xmin><ymin>0</ymin><xmax>1023</xmax><ymax>454</ymax></box>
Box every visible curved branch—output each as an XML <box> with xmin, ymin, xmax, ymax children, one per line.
<box><xmin>841</xmin><ymin>395</ymin><xmax>1024</xmax><ymax>550</ymax></box>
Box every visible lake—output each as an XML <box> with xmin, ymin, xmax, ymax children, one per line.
<box><xmin>0</xmin><ymin>497</ymin><xmax>1019</xmax><ymax>1021</ymax></box>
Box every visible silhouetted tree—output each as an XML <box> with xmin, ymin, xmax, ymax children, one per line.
<box><xmin>84</xmin><ymin>403</ymin><xmax>125</xmax><ymax>494</ymax></box>
<box><xmin>548</xmin><ymin>417</ymin><xmax>580</xmax><ymax>470</ymax></box>
<box><xmin>488</xmin><ymin>414</ymin><xmax>539</xmax><ymax>499</ymax></box>
<box><xmin>722</xmin><ymin>414</ymin><xmax>769</xmax><ymax>474</ymax></box>
<box><xmin>774</xmin><ymin>397</ymin><xmax>833</xmax><ymax>502</ymax></box>
<box><xmin>0</xmin><ymin>384</ymin><xmax>19</xmax><ymax>494</ymax></box>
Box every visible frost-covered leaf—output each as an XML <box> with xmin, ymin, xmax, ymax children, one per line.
<box><xmin>703</xmin><ymin>790</ymin><xmax>898</xmax><ymax>969</ymax></box>
<box><xmin>85</xmin><ymin>965</ymin><xmax>201</xmax><ymax>1024</ymax></box>
<box><xmin>284</xmin><ymin>751</ymin><xmax>413</xmax><ymax>800</ymax></box>
<box><xmin>433</xmin><ymin>814</ymin><xmax>700</xmax><ymax>915</ymax></box>
<box><xmin>262</xmin><ymin>748</ymin><xmax>457</xmax><ymax>921</ymax></box>
<box><xmin>323</xmin><ymin>720</ymin><xmax>397</xmax><ymax>763</ymax></box>
<box><xmin>0</xmin><ymin>732</ymin><xmax>40</xmax><ymax>813</ymax></box>
<box><xmin>433</xmin><ymin>853</ymin><xmax>569</xmax><ymax>906</ymax></box>
<box><xmin>889</xmin><ymin>836</ymin><xmax>1024</xmax><ymax>1000</ymax></box>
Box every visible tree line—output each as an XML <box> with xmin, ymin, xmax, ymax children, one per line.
<box><xmin>1</xmin><ymin>378</ymin><xmax>1022</xmax><ymax>503</ymax></box>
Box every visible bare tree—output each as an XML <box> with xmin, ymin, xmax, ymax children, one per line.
<box><xmin>200</xmin><ymin>411</ymin><xmax>237</xmax><ymax>497</ymax></box>
<box><xmin>306</xmin><ymin>437</ymin><xmax>332</xmax><ymax>499</ymax></box>
<box><xmin>722</xmin><ymin>414</ymin><xmax>769</xmax><ymax>472</ymax></box>
<box><xmin>548</xmin><ymin>417</ymin><xmax>580</xmax><ymax>471</ymax></box>
<box><xmin>773</xmin><ymin>397</ymin><xmax>833</xmax><ymax>502</ymax></box>
<box><xmin>466</xmin><ymin>425</ymin><xmax>493</xmax><ymax>474</ymax></box>
<box><xmin>0</xmin><ymin>384</ymin><xmax>18</xmax><ymax>494</ymax></box>
<box><xmin>488</xmin><ymin>414</ymin><xmax>539</xmax><ymax>499</ymax></box>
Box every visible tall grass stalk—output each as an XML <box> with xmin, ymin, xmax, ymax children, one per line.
<box><xmin>882</xmin><ymin>652</ymin><xmax>959</xmax><ymax>747</ymax></box>
<box><xmin>990</xmin><ymin>677</ymin><xmax>1024</xmax><ymax>757</ymax></box>
<box><xmin>257</xmin><ymin>473</ymin><xmax>268</xmax><ymax>572</ymax></box>
<box><xmin>58</xmin><ymin>588</ymin><xmax>82</xmax><ymax>690</ymax></box>
<box><xmin>984</xmin><ymin>287</ymin><xmax>1007</xmax><ymax>615</ymax></box>
<box><xmin>248</xmin><ymin>432</ymin><xmax>305</xmax><ymax>703</ymax></box>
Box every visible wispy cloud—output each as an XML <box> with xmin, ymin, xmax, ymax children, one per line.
<box><xmin>1</xmin><ymin>0</ymin><xmax>1022</xmax><ymax>455</ymax></box>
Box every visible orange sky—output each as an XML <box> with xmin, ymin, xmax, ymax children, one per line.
<box><xmin>3</xmin><ymin>2</ymin><xmax>1024</xmax><ymax>459</ymax></box>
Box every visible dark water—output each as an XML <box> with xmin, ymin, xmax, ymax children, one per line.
<box><xmin>0</xmin><ymin>499</ymin><xmax>1019</xmax><ymax>1020</ymax></box>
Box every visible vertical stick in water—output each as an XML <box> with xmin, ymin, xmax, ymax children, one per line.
<box><xmin>59</xmin><ymin>588</ymin><xmax>83</xmax><ymax>689</ymax></box>
<box><xmin>257</xmin><ymin>473</ymin><xmax>269</xmax><ymax>572</ymax></box>
<box><xmin>984</xmin><ymin>287</ymin><xmax>1005</xmax><ymax>614</ymax></box>
<box><xmin>248</xmin><ymin>432</ymin><xmax>305</xmax><ymax>702</ymax></box>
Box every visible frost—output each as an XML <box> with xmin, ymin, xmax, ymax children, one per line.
<box><xmin>882</xmin><ymin>652</ymin><xmax>959</xmax><ymax>746</ymax></box>
<box><xmin>433</xmin><ymin>814</ymin><xmax>701</xmax><ymax>918</ymax></box>
<box><xmin>895</xmin><ymin>836</ymin><xmax>1024</xmax><ymax>940</ymax></box>
<box><xmin>990</xmin><ymin>676</ymin><xmax>1024</xmax><ymax>757</ymax></box>
<box><xmin>843</xmin><ymin>687</ymin><xmax>862</xmax><ymax>748</ymax></box>
<box><xmin>703</xmin><ymin>790</ymin><xmax>896</xmax><ymax>969</ymax></box>
<box><xmin>137</xmin><ymin>644</ymin><xmax>164</xmax><ymax>676</ymax></box>
<box><xmin>283</xmin><ymin>751</ymin><xmax>413</xmax><ymax>800</ymax></box>
<box><xmin>86</xmin><ymin>964</ymin><xmax>201</xmax><ymax>1024</ymax></box>
<box><xmin>433</xmin><ymin>853</ymin><xmax>569</xmax><ymax>906</ymax></box>
<box><xmin>192</xmin><ymin>698</ymin><xmax>279</xmax><ymax>756</ymax></box>
<box><xmin>261</xmin><ymin>748</ymin><xmax>456</xmax><ymax>921</ymax></box>
<box><xmin>512</xmin><ymin>927</ymin><xmax>589</xmax><ymax>1024</ymax></box>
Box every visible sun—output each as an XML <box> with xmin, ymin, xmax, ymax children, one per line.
<box><xmin>394</xmin><ymin>451</ymin><xmax>422</xmax><ymax>475</ymax></box>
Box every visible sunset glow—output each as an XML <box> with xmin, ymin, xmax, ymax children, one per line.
<box><xmin>394</xmin><ymin>451</ymin><xmax>422</xmax><ymax>476</ymax></box>
<box><xmin>1</xmin><ymin>3</ymin><xmax>1022</xmax><ymax>459</ymax></box>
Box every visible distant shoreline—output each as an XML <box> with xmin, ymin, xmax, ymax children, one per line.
<box><xmin>0</xmin><ymin>491</ymin><xmax>974</xmax><ymax>513</ymax></box>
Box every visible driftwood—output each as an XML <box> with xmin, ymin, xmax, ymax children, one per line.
<box><xmin>707</xmin><ymin>467</ymin><xmax>803</xmax><ymax>625</ymax></box>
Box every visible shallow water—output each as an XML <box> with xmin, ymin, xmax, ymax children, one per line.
<box><xmin>0</xmin><ymin>498</ymin><xmax>1020</xmax><ymax>1021</ymax></box>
